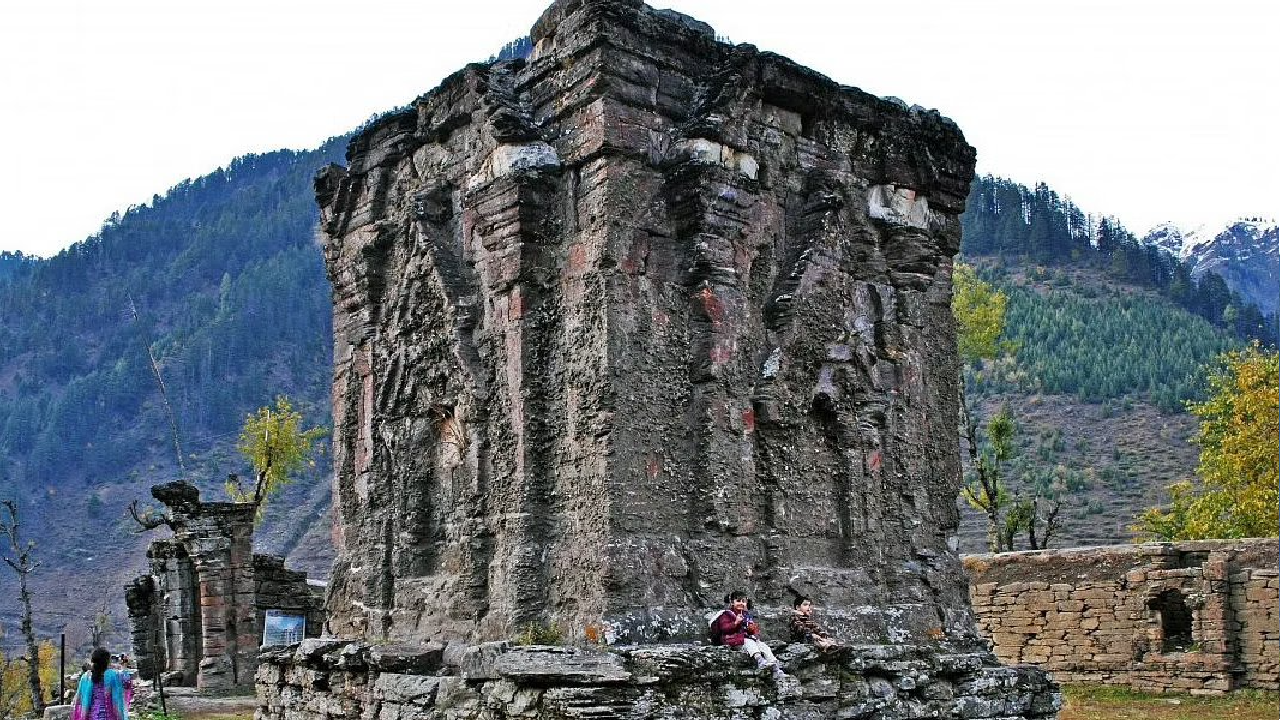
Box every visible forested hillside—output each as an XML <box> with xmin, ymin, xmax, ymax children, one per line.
<box><xmin>970</xmin><ymin>263</ymin><xmax>1237</xmax><ymax>410</ymax></box>
<box><xmin>953</xmin><ymin>263</ymin><xmax>1236</xmax><ymax>551</ymax></box>
<box><xmin>0</xmin><ymin>144</ymin><xmax>342</xmax><ymax>484</ymax></box>
<box><xmin>0</xmin><ymin>139</ymin><xmax>345</xmax><ymax>647</ymax></box>
<box><xmin>963</xmin><ymin>176</ymin><xmax>1277</xmax><ymax>345</ymax></box>
<box><xmin>952</xmin><ymin>176</ymin><xmax>1273</xmax><ymax>552</ymax></box>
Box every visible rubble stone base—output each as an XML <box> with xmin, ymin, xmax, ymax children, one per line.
<box><xmin>256</xmin><ymin>639</ymin><xmax>1060</xmax><ymax>720</ymax></box>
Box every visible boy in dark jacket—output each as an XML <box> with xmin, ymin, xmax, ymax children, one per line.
<box><xmin>788</xmin><ymin>595</ymin><xmax>838</xmax><ymax>651</ymax></box>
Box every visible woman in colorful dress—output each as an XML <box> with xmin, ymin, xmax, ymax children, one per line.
<box><xmin>71</xmin><ymin>648</ymin><xmax>129</xmax><ymax>720</ymax></box>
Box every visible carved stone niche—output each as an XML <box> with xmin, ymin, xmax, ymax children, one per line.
<box><xmin>319</xmin><ymin>0</ymin><xmax>980</xmax><ymax>651</ymax></box>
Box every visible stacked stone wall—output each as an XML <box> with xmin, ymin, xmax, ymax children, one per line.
<box><xmin>256</xmin><ymin>639</ymin><xmax>1059</xmax><ymax>720</ymax></box>
<box><xmin>253</xmin><ymin>554</ymin><xmax>326</xmax><ymax>642</ymax></box>
<box><xmin>1231</xmin><ymin>562</ymin><xmax>1278</xmax><ymax>690</ymax></box>
<box><xmin>966</xmin><ymin>539</ymin><xmax>1278</xmax><ymax>694</ymax></box>
<box><xmin>127</xmin><ymin>485</ymin><xmax>325</xmax><ymax>690</ymax></box>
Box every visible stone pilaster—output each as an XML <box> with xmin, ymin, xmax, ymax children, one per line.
<box><xmin>184</xmin><ymin>502</ymin><xmax>259</xmax><ymax>690</ymax></box>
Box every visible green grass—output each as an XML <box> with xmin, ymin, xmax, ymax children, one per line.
<box><xmin>1060</xmin><ymin>683</ymin><xmax>1279</xmax><ymax>720</ymax></box>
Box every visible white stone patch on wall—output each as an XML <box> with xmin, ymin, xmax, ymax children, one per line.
<box><xmin>867</xmin><ymin>184</ymin><xmax>937</xmax><ymax>230</ymax></box>
<box><xmin>374</xmin><ymin>673</ymin><xmax>444</xmax><ymax>703</ymax></box>
<box><xmin>675</xmin><ymin>139</ymin><xmax>759</xmax><ymax>180</ymax></box>
<box><xmin>724</xmin><ymin>685</ymin><xmax>766</xmax><ymax>708</ymax></box>
<box><xmin>761</xmin><ymin>347</ymin><xmax>781</xmax><ymax>378</ymax></box>
<box><xmin>470</xmin><ymin>143</ymin><xmax>561</xmax><ymax>189</ymax></box>
<box><xmin>761</xmin><ymin>104</ymin><xmax>803</xmax><ymax>135</ymax></box>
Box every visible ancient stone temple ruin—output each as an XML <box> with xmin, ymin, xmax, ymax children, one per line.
<box><xmin>126</xmin><ymin>482</ymin><xmax>324</xmax><ymax>690</ymax></box>
<box><xmin>968</xmin><ymin>538</ymin><xmax>1279</xmax><ymax>694</ymax></box>
<box><xmin>259</xmin><ymin>0</ymin><xmax>1059</xmax><ymax>718</ymax></box>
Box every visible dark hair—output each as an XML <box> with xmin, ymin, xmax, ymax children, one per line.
<box><xmin>793</xmin><ymin>595</ymin><xmax>811</xmax><ymax>609</ymax></box>
<box><xmin>91</xmin><ymin>647</ymin><xmax>111</xmax><ymax>684</ymax></box>
<box><xmin>723</xmin><ymin>590</ymin><xmax>748</xmax><ymax>605</ymax></box>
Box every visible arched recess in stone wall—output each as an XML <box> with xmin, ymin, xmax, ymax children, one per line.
<box><xmin>1149</xmin><ymin>588</ymin><xmax>1195</xmax><ymax>652</ymax></box>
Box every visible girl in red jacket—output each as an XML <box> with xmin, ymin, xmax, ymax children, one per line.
<box><xmin>709</xmin><ymin>590</ymin><xmax>785</xmax><ymax>678</ymax></box>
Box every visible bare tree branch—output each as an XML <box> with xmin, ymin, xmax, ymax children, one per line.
<box><xmin>128</xmin><ymin>500</ymin><xmax>175</xmax><ymax>533</ymax></box>
<box><xmin>127</xmin><ymin>293</ymin><xmax>185</xmax><ymax>471</ymax></box>
<box><xmin>0</xmin><ymin>499</ymin><xmax>45</xmax><ymax>713</ymax></box>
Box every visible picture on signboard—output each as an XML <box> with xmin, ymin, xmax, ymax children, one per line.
<box><xmin>263</xmin><ymin>609</ymin><xmax>306</xmax><ymax>647</ymax></box>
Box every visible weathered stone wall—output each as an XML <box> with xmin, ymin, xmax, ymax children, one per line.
<box><xmin>184</xmin><ymin>501</ymin><xmax>261</xmax><ymax>688</ymax></box>
<box><xmin>966</xmin><ymin>539</ymin><xmax>1279</xmax><ymax>694</ymax></box>
<box><xmin>256</xmin><ymin>639</ymin><xmax>1059</xmax><ymax>720</ymax></box>
<box><xmin>319</xmin><ymin>0</ymin><xmax>978</xmax><ymax>647</ymax></box>
<box><xmin>254</xmin><ymin>553</ymin><xmax>327</xmax><ymax>642</ymax></box>
<box><xmin>127</xmin><ymin>538</ymin><xmax>203</xmax><ymax>683</ymax></box>
<box><xmin>126</xmin><ymin>484</ymin><xmax>324</xmax><ymax>690</ymax></box>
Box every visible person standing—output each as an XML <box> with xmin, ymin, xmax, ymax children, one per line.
<box><xmin>71</xmin><ymin>648</ymin><xmax>129</xmax><ymax>720</ymax></box>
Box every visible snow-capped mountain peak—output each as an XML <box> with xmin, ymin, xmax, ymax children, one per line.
<box><xmin>1143</xmin><ymin>218</ymin><xmax>1278</xmax><ymax>315</ymax></box>
<box><xmin>1143</xmin><ymin>221</ymin><xmax>1209</xmax><ymax>260</ymax></box>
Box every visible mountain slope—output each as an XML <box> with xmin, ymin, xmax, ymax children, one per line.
<box><xmin>963</xmin><ymin>176</ymin><xmax>1277</xmax><ymax>344</ymax></box>
<box><xmin>1142</xmin><ymin>218</ymin><xmax>1279</xmax><ymax>316</ymax></box>
<box><xmin>952</xmin><ymin>263</ymin><xmax>1236</xmax><ymax>552</ymax></box>
<box><xmin>1184</xmin><ymin>220</ymin><xmax>1277</xmax><ymax>316</ymax></box>
<box><xmin>0</xmin><ymin>139</ymin><xmax>346</xmax><ymax>648</ymax></box>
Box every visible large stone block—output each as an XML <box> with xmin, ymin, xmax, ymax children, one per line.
<box><xmin>492</xmin><ymin>646</ymin><xmax>633</xmax><ymax>685</ymax></box>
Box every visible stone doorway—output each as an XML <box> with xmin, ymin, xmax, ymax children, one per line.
<box><xmin>1150</xmin><ymin>588</ymin><xmax>1195</xmax><ymax>652</ymax></box>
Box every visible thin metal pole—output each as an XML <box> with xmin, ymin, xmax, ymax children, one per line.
<box><xmin>153</xmin><ymin>608</ymin><xmax>167</xmax><ymax>718</ymax></box>
<box><xmin>157</xmin><ymin>668</ymin><xmax>166</xmax><ymax>717</ymax></box>
<box><xmin>59</xmin><ymin>632</ymin><xmax>65</xmax><ymax>702</ymax></box>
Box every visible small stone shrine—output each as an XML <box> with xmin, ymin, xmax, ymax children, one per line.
<box><xmin>968</xmin><ymin>538</ymin><xmax>1279</xmax><ymax>694</ymax></box>
<box><xmin>125</xmin><ymin>481</ymin><xmax>324</xmax><ymax>690</ymax></box>
<box><xmin>260</xmin><ymin>0</ymin><xmax>1060</xmax><ymax>718</ymax></box>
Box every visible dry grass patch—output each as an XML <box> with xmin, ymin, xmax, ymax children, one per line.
<box><xmin>144</xmin><ymin>684</ymin><xmax>1280</xmax><ymax>720</ymax></box>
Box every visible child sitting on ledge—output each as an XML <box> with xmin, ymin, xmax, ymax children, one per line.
<box><xmin>789</xmin><ymin>595</ymin><xmax>839</xmax><ymax>651</ymax></box>
<box><xmin>709</xmin><ymin>590</ymin><xmax>787</xmax><ymax>679</ymax></box>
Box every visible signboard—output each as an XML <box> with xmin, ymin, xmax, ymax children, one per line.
<box><xmin>262</xmin><ymin>609</ymin><xmax>306</xmax><ymax>647</ymax></box>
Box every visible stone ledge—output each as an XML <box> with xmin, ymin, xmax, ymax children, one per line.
<box><xmin>257</xmin><ymin>640</ymin><xmax>1060</xmax><ymax>720</ymax></box>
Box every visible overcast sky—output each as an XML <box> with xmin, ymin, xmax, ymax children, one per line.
<box><xmin>1</xmin><ymin>0</ymin><xmax>1275</xmax><ymax>258</ymax></box>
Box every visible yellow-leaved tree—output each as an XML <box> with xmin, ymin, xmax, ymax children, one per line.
<box><xmin>0</xmin><ymin>640</ymin><xmax>58</xmax><ymax>716</ymax></box>
<box><xmin>225</xmin><ymin>396</ymin><xmax>326</xmax><ymax>518</ymax></box>
<box><xmin>1136</xmin><ymin>342</ymin><xmax>1279</xmax><ymax>540</ymax></box>
<box><xmin>953</xmin><ymin>263</ymin><xmax>1011</xmax><ymax>365</ymax></box>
